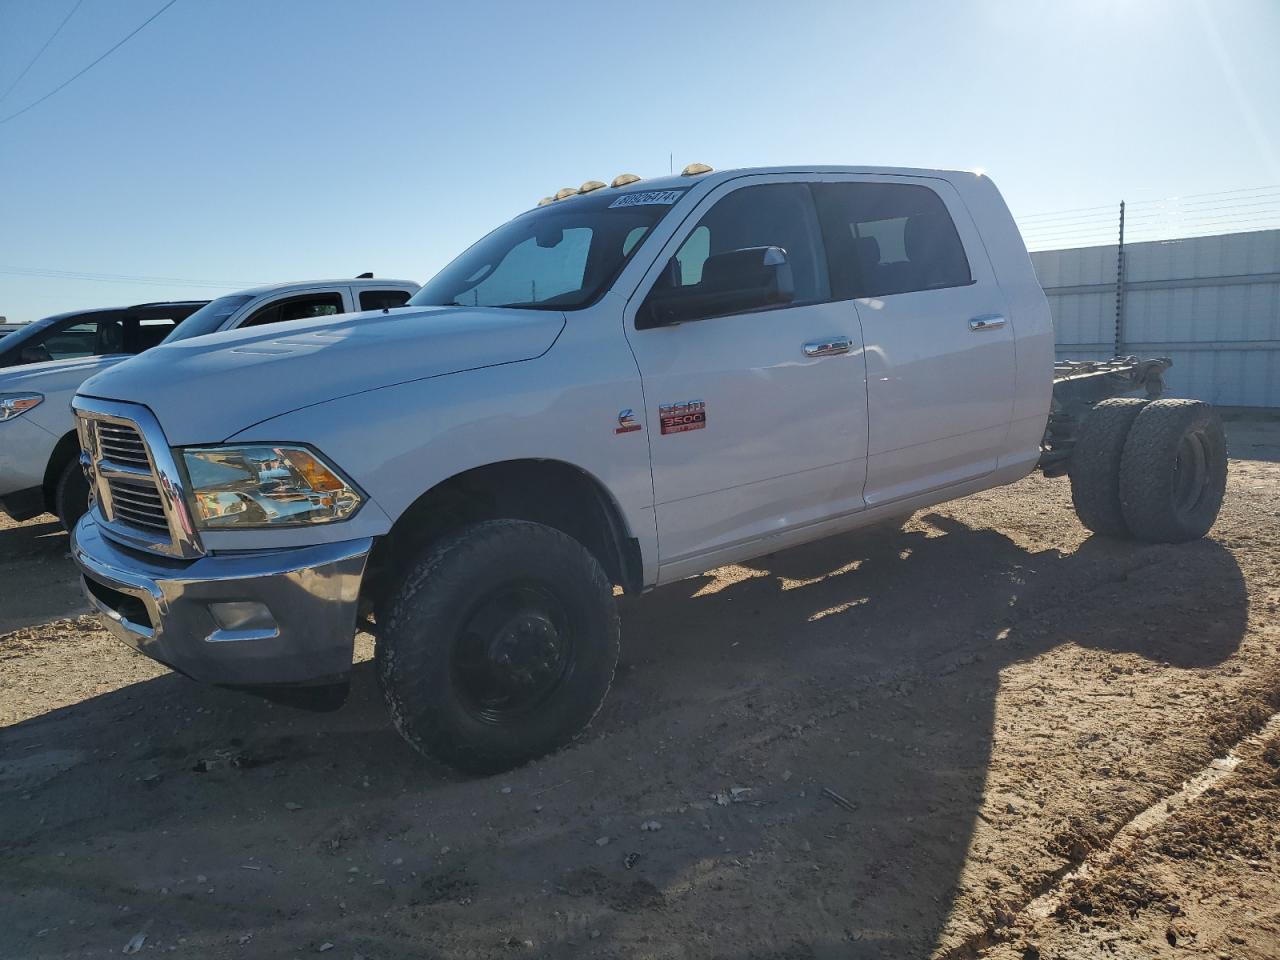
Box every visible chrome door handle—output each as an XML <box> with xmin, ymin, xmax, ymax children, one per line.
<box><xmin>803</xmin><ymin>337</ymin><xmax>852</xmax><ymax>357</ymax></box>
<box><xmin>969</xmin><ymin>314</ymin><xmax>1006</xmax><ymax>332</ymax></box>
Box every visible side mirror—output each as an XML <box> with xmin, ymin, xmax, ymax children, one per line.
<box><xmin>20</xmin><ymin>345</ymin><xmax>53</xmax><ymax>365</ymax></box>
<box><xmin>639</xmin><ymin>246</ymin><xmax>794</xmax><ymax>328</ymax></box>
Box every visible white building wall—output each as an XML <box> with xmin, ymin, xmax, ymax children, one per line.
<box><xmin>1030</xmin><ymin>229</ymin><xmax>1280</xmax><ymax>408</ymax></box>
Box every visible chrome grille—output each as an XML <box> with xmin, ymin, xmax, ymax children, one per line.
<box><xmin>93</xmin><ymin>421</ymin><xmax>169</xmax><ymax>535</ymax></box>
<box><xmin>74</xmin><ymin>398</ymin><xmax>204</xmax><ymax>559</ymax></box>
<box><xmin>95</xmin><ymin>422</ymin><xmax>151</xmax><ymax>469</ymax></box>
<box><xmin>104</xmin><ymin>476</ymin><xmax>168</xmax><ymax>532</ymax></box>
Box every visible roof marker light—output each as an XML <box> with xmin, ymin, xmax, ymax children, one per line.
<box><xmin>611</xmin><ymin>173</ymin><xmax>641</xmax><ymax>188</ymax></box>
<box><xmin>579</xmin><ymin>180</ymin><xmax>606</xmax><ymax>194</ymax></box>
<box><xmin>536</xmin><ymin>197</ymin><xmax>553</xmax><ymax>206</ymax></box>
<box><xmin>681</xmin><ymin>162</ymin><xmax>713</xmax><ymax>176</ymax></box>
<box><xmin>553</xmin><ymin>187</ymin><xmax>578</xmax><ymax>201</ymax></box>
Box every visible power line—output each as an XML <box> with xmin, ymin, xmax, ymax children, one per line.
<box><xmin>1130</xmin><ymin>183</ymin><xmax>1280</xmax><ymax>204</ymax></box>
<box><xmin>0</xmin><ymin>0</ymin><xmax>86</xmax><ymax>106</ymax></box>
<box><xmin>0</xmin><ymin>264</ymin><xmax>263</xmax><ymax>289</ymax></box>
<box><xmin>1018</xmin><ymin>203</ymin><xmax>1118</xmax><ymax>221</ymax></box>
<box><xmin>0</xmin><ymin>0</ymin><xmax>180</xmax><ymax>126</ymax></box>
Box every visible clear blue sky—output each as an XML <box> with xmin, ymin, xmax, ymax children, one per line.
<box><xmin>2</xmin><ymin>0</ymin><xmax>1278</xmax><ymax>322</ymax></box>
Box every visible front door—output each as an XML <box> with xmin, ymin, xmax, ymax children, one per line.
<box><xmin>623</xmin><ymin>177</ymin><xmax>869</xmax><ymax>578</ymax></box>
<box><xmin>812</xmin><ymin>177</ymin><xmax>1014</xmax><ymax>507</ymax></box>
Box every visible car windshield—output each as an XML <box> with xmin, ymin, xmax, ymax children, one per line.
<box><xmin>0</xmin><ymin>312</ymin><xmax>77</xmax><ymax>360</ymax></box>
<box><xmin>411</xmin><ymin>187</ymin><xmax>689</xmax><ymax>311</ymax></box>
<box><xmin>162</xmin><ymin>294</ymin><xmax>254</xmax><ymax>343</ymax></box>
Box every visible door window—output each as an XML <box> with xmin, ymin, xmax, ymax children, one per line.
<box><xmin>813</xmin><ymin>182</ymin><xmax>972</xmax><ymax>298</ymax></box>
<box><xmin>358</xmin><ymin>289</ymin><xmax>412</xmax><ymax>311</ymax></box>
<box><xmin>39</xmin><ymin>321</ymin><xmax>100</xmax><ymax>359</ymax></box>
<box><xmin>129</xmin><ymin>317</ymin><xmax>181</xmax><ymax>351</ymax></box>
<box><xmin>642</xmin><ymin>183</ymin><xmax>829</xmax><ymax>322</ymax></box>
<box><xmin>243</xmin><ymin>293</ymin><xmax>345</xmax><ymax>328</ymax></box>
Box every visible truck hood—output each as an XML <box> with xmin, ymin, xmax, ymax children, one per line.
<box><xmin>0</xmin><ymin>354</ymin><xmax>127</xmax><ymax>394</ymax></box>
<box><xmin>78</xmin><ymin>306</ymin><xmax>565</xmax><ymax>444</ymax></box>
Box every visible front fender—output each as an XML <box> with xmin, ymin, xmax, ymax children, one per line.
<box><xmin>216</xmin><ymin>316</ymin><xmax>659</xmax><ymax>583</ymax></box>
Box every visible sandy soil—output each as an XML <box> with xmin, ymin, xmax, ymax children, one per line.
<box><xmin>1</xmin><ymin>416</ymin><xmax>1277</xmax><ymax>959</ymax></box>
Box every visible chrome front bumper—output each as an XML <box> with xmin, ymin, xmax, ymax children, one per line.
<box><xmin>71</xmin><ymin>512</ymin><xmax>372</xmax><ymax>686</ymax></box>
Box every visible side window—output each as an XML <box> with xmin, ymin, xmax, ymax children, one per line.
<box><xmin>39</xmin><ymin>321</ymin><xmax>100</xmax><ymax>360</ymax></box>
<box><xmin>812</xmin><ymin>182</ymin><xmax>972</xmax><ymax>299</ymax></box>
<box><xmin>129</xmin><ymin>317</ymin><xmax>180</xmax><ymax>352</ymax></box>
<box><xmin>243</xmin><ymin>293</ymin><xmax>344</xmax><ymax>328</ymax></box>
<box><xmin>674</xmin><ymin>226</ymin><xmax>710</xmax><ymax>285</ymax></box>
<box><xmin>640</xmin><ymin>183</ymin><xmax>829</xmax><ymax>325</ymax></box>
<box><xmin>621</xmin><ymin>226</ymin><xmax>650</xmax><ymax>257</ymax></box>
<box><xmin>359</xmin><ymin>289</ymin><xmax>412</xmax><ymax>311</ymax></box>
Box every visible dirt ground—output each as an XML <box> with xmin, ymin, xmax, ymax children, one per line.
<box><xmin>2</xmin><ymin>413</ymin><xmax>1278</xmax><ymax>960</ymax></box>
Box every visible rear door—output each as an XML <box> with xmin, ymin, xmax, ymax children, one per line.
<box><xmin>813</xmin><ymin>177</ymin><xmax>1013</xmax><ymax>507</ymax></box>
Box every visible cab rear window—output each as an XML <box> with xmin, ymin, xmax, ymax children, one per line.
<box><xmin>360</xmin><ymin>289</ymin><xmax>412</xmax><ymax>311</ymax></box>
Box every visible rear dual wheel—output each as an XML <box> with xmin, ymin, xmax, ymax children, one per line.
<box><xmin>1068</xmin><ymin>398</ymin><xmax>1148</xmax><ymax>537</ymax></box>
<box><xmin>1119</xmin><ymin>399</ymin><xmax>1227</xmax><ymax>543</ymax></box>
<box><xmin>1069</xmin><ymin>398</ymin><xmax>1226</xmax><ymax>543</ymax></box>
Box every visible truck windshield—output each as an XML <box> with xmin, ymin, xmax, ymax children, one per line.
<box><xmin>411</xmin><ymin>187</ymin><xmax>688</xmax><ymax>311</ymax></box>
<box><xmin>162</xmin><ymin>294</ymin><xmax>254</xmax><ymax>343</ymax></box>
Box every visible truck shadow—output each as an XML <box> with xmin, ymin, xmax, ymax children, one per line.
<box><xmin>0</xmin><ymin>514</ymin><xmax>1251</xmax><ymax>959</ymax></box>
<box><xmin>0</xmin><ymin>517</ymin><xmax>86</xmax><ymax>633</ymax></box>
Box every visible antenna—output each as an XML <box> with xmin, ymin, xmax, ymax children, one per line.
<box><xmin>669</xmin><ymin>152</ymin><xmax>673</xmax><ymax>174</ymax></box>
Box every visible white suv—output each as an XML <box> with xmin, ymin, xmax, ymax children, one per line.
<box><xmin>0</xmin><ymin>278</ymin><xmax>417</xmax><ymax>530</ymax></box>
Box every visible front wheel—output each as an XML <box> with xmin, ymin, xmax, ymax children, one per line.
<box><xmin>377</xmin><ymin>520</ymin><xmax>620</xmax><ymax>774</ymax></box>
<box><xmin>54</xmin><ymin>457</ymin><xmax>90</xmax><ymax>532</ymax></box>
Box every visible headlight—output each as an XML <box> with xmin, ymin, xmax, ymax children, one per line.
<box><xmin>0</xmin><ymin>393</ymin><xmax>43</xmax><ymax>422</ymax></box>
<box><xmin>181</xmin><ymin>445</ymin><xmax>363</xmax><ymax>528</ymax></box>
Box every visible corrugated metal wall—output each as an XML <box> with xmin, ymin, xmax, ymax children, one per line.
<box><xmin>1030</xmin><ymin>229</ymin><xmax>1280</xmax><ymax>408</ymax></box>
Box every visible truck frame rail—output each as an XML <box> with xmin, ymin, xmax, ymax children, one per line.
<box><xmin>1040</xmin><ymin>356</ymin><xmax>1172</xmax><ymax>477</ymax></box>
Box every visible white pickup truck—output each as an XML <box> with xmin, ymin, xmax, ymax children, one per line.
<box><xmin>0</xmin><ymin>278</ymin><xmax>417</xmax><ymax>530</ymax></box>
<box><xmin>68</xmin><ymin>165</ymin><xmax>1227</xmax><ymax>774</ymax></box>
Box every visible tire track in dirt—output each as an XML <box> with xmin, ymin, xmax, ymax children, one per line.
<box><xmin>936</xmin><ymin>709</ymin><xmax>1280</xmax><ymax>960</ymax></box>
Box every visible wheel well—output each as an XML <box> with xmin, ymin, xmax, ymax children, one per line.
<box><xmin>41</xmin><ymin>431</ymin><xmax>81</xmax><ymax>513</ymax></box>
<box><xmin>363</xmin><ymin>460</ymin><xmax>643</xmax><ymax>615</ymax></box>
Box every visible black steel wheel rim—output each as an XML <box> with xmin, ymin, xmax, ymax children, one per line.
<box><xmin>1172</xmin><ymin>430</ymin><xmax>1211</xmax><ymax>516</ymax></box>
<box><xmin>451</xmin><ymin>581</ymin><xmax>575</xmax><ymax>723</ymax></box>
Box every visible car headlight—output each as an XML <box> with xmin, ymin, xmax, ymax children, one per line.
<box><xmin>0</xmin><ymin>393</ymin><xmax>43</xmax><ymax>422</ymax></box>
<box><xmin>180</xmin><ymin>445</ymin><xmax>363</xmax><ymax>528</ymax></box>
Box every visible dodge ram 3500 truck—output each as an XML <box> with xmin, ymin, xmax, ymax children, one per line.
<box><xmin>69</xmin><ymin>165</ymin><xmax>1227</xmax><ymax>774</ymax></box>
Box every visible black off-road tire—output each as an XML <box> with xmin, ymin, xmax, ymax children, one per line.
<box><xmin>1119</xmin><ymin>399</ymin><xmax>1227</xmax><ymax>543</ymax></box>
<box><xmin>377</xmin><ymin>519</ymin><xmax>619</xmax><ymax>774</ymax></box>
<box><xmin>1067</xmin><ymin>398</ymin><xmax>1149</xmax><ymax>538</ymax></box>
<box><xmin>54</xmin><ymin>457</ymin><xmax>91</xmax><ymax>532</ymax></box>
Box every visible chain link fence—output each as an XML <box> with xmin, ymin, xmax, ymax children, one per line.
<box><xmin>1023</xmin><ymin>190</ymin><xmax>1280</xmax><ymax>408</ymax></box>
